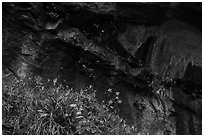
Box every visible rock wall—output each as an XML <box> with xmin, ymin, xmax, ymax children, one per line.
<box><xmin>2</xmin><ymin>2</ymin><xmax>202</xmax><ymax>134</ymax></box>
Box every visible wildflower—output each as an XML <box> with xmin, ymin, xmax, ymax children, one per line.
<box><xmin>53</xmin><ymin>78</ymin><xmax>57</xmax><ymax>85</ymax></box>
<box><xmin>70</xmin><ymin>104</ymin><xmax>77</xmax><ymax>107</ymax></box>
<box><xmin>76</xmin><ymin>111</ymin><xmax>82</xmax><ymax>115</ymax></box>
<box><xmin>38</xmin><ymin>110</ymin><xmax>44</xmax><ymax>113</ymax></box>
<box><xmin>89</xmin><ymin>85</ymin><xmax>93</xmax><ymax>88</ymax></box>
<box><xmin>107</xmin><ymin>88</ymin><xmax>112</xmax><ymax>92</ymax></box>
<box><xmin>76</xmin><ymin>116</ymin><xmax>83</xmax><ymax>119</ymax></box>
<box><xmin>108</xmin><ymin>100</ymin><xmax>113</xmax><ymax>104</ymax></box>
<box><xmin>40</xmin><ymin>113</ymin><xmax>48</xmax><ymax>117</ymax></box>
<box><xmin>118</xmin><ymin>100</ymin><xmax>122</xmax><ymax>104</ymax></box>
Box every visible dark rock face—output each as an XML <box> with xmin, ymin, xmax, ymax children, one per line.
<box><xmin>117</xmin><ymin>19</ymin><xmax>202</xmax><ymax>134</ymax></box>
<box><xmin>2</xmin><ymin>2</ymin><xmax>202</xmax><ymax>134</ymax></box>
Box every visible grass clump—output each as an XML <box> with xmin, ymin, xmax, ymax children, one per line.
<box><xmin>2</xmin><ymin>76</ymin><xmax>138</xmax><ymax>135</ymax></box>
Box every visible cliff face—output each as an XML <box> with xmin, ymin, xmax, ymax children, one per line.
<box><xmin>2</xmin><ymin>2</ymin><xmax>202</xmax><ymax>134</ymax></box>
<box><xmin>117</xmin><ymin>20</ymin><xmax>202</xmax><ymax>134</ymax></box>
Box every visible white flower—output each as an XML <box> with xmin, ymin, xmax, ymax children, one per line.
<box><xmin>118</xmin><ymin>100</ymin><xmax>122</xmax><ymax>104</ymax></box>
<box><xmin>70</xmin><ymin>104</ymin><xmax>77</xmax><ymax>107</ymax></box>
<box><xmin>40</xmin><ymin>113</ymin><xmax>48</xmax><ymax>117</ymax></box>
<box><xmin>89</xmin><ymin>85</ymin><xmax>93</xmax><ymax>88</ymax></box>
<box><xmin>41</xmin><ymin>86</ymin><xmax>44</xmax><ymax>90</ymax></box>
<box><xmin>37</xmin><ymin>110</ymin><xmax>44</xmax><ymax>113</ymax></box>
<box><xmin>76</xmin><ymin>116</ymin><xmax>83</xmax><ymax>119</ymax></box>
<box><xmin>108</xmin><ymin>100</ymin><xmax>113</xmax><ymax>104</ymax></box>
<box><xmin>53</xmin><ymin>78</ymin><xmax>57</xmax><ymax>85</ymax></box>
<box><xmin>107</xmin><ymin>88</ymin><xmax>112</xmax><ymax>92</ymax></box>
<box><xmin>76</xmin><ymin>111</ymin><xmax>82</xmax><ymax>115</ymax></box>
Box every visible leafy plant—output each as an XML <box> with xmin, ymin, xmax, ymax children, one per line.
<box><xmin>2</xmin><ymin>76</ymin><xmax>139</xmax><ymax>135</ymax></box>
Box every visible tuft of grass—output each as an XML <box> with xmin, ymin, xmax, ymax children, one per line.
<box><xmin>2</xmin><ymin>76</ymin><xmax>139</xmax><ymax>135</ymax></box>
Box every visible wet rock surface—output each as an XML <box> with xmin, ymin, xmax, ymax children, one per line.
<box><xmin>2</xmin><ymin>2</ymin><xmax>202</xmax><ymax>135</ymax></box>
